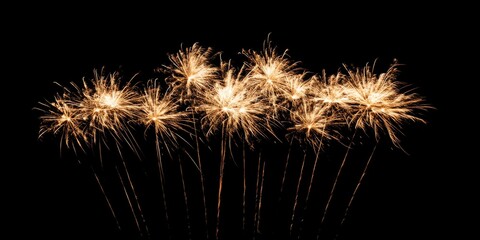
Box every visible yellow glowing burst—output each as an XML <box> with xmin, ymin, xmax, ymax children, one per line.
<box><xmin>287</xmin><ymin>99</ymin><xmax>339</xmax><ymax>150</ymax></box>
<box><xmin>162</xmin><ymin>43</ymin><xmax>219</xmax><ymax>102</ymax></box>
<box><xmin>36</xmin><ymin>93</ymin><xmax>88</xmax><ymax>153</ymax></box>
<box><xmin>196</xmin><ymin>62</ymin><xmax>277</xmax><ymax>145</ymax></box>
<box><xmin>138</xmin><ymin>79</ymin><xmax>191</xmax><ymax>154</ymax></box>
<box><xmin>343</xmin><ymin>62</ymin><xmax>432</xmax><ymax>147</ymax></box>
<box><xmin>242</xmin><ymin>38</ymin><xmax>302</xmax><ymax>115</ymax></box>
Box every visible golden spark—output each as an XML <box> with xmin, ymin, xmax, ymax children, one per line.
<box><xmin>162</xmin><ymin>43</ymin><xmax>219</xmax><ymax>103</ymax></box>
<box><xmin>343</xmin><ymin>62</ymin><xmax>432</xmax><ymax>147</ymax></box>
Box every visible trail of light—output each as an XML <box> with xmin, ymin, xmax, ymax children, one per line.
<box><xmin>116</xmin><ymin>165</ymin><xmax>143</xmax><ymax>237</ymax></box>
<box><xmin>178</xmin><ymin>156</ymin><xmax>192</xmax><ymax>240</ymax></box>
<box><xmin>289</xmin><ymin>151</ymin><xmax>307</xmax><ymax>236</ymax></box>
<box><xmin>334</xmin><ymin>142</ymin><xmax>378</xmax><ymax>240</ymax></box>
<box><xmin>256</xmin><ymin>158</ymin><xmax>266</xmax><ymax>235</ymax></box>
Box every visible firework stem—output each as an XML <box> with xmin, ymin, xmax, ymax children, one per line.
<box><xmin>289</xmin><ymin>150</ymin><xmax>308</xmax><ymax>236</ymax></box>
<box><xmin>116</xmin><ymin>165</ymin><xmax>143</xmax><ymax>237</ymax></box>
<box><xmin>192</xmin><ymin>109</ymin><xmax>209</xmax><ymax>239</ymax></box>
<box><xmin>89</xmin><ymin>164</ymin><xmax>121</xmax><ymax>230</ymax></box>
<box><xmin>335</xmin><ymin>141</ymin><xmax>378</xmax><ymax>240</ymax></box>
<box><xmin>216</xmin><ymin>127</ymin><xmax>228</xmax><ymax>240</ymax></box>
<box><xmin>279</xmin><ymin>137</ymin><xmax>295</xmax><ymax>200</ymax></box>
<box><xmin>318</xmin><ymin>130</ymin><xmax>357</xmax><ymax>235</ymax></box>
<box><xmin>242</xmin><ymin>139</ymin><xmax>247</xmax><ymax>231</ymax></box>
<box><xmin>178</xmin><ymin>155</ymin><xmax>192</xmax><ymax>240</ymax></box>
<box><xmin>253</xmin><ymin>151</ymin><xmax>263</xmax><ymax>239</ymax></box>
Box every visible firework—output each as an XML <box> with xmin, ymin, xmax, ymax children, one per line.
<box><xmin>161</xmin><ymin>43</ymin><xmax>221</xmax><ymax>238</ymax></box>
<box><xmin>138</xmin><ymin>79</ymin><xmax>191</xmax><ymax>156</ymax></box>
<box><xmin>344</xmin><ymin>61</ymin><xmax>431</xmax><ymax>148</ymax></box>
<box><xmin>162</xmin><ymin>42</ymin><xmax>219</xmax><ymax>104</ymax></box>
<box><xmin>195</xmin><ymin>59</ymin><xmax>281</xmax><ymax>239</ymax></box>
<box><xmin>197</xmin><ymin>61</ymin><xmax>276</xmax><ymax>145</ymax></box>
<box><xmin>332</xmin><ymin>62</ymin><xmax>432</xmax><ymax>238</ymax></box>
<box><xmin>242</xmin><ymin>37</ymin><xmax>302</xmax><ymax>117</ymax></box>
<box><xmin>137</xmin><ymin>79</ymin><xmax>193</xmax><ymax>236</ymax></box>
<box><xmin>35</xmin><ymin>39</ymin><xmax>433</xmax><ymax>240</ymax></box>
<box><xmin>311</xmin><ymin>71</ymin><xmax>352</xmax><ymax>120</ymax></box>
<box><xmin>287</xmin><ymin>99</ymin><xmax>339</xmax><ymax>236</ymax></box>
<box><xmin>318</xmin><ymin>61</ymin><xmax>432</xmax><ymax>238</ymax></box>
<box><xmin>36</xmin><ymin>90</ymin><xmax>88</xmax><ymax>154</ymax></box>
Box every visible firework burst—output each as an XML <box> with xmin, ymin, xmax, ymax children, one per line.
<box><xmin>242</xmin><ymin>37</ymin><xmax>302</xmax><ymax>116</ymax></box>
<box><xmin>287</xmin><ymin>100</ymin><xmax>339</xmax><ymax>149</ymax></box>
<box><xmin>36</xmin><ymin>91</ymin><xmax>88</xmax><ymax>154</ymax></box>
<box><xmin>67</xmin><ymin>69</ymin><xmax>143</xmax><ymax>159</ymax></box>
<box><xmin>162</xmin><ymin>43</ymin><xmax>220</xmax><ymax>103</ymax></box>
<box><xmin>286</xmin><ymin>99</ymin><xmax>340</xmax><ymax>236</ymax></box>
<box><xmin>138</xmin><ymin>79</ymin><xmax>191</xmax><ymax>156</ymax></box>
<box><xmin>195</xmin><ymin>60</ymin><xmax>280</xmax><ymax>239</ymax></box>
<box><xmin>311</xmin><ymin>71</ymin><xmax>353</xmax><ymax>122</ymax></box>
<box><xmin>344</xmin><ymin>61</ymin><xmax>431</xmax><ymax>148</ymax></box>
<box><xmin>197</xmin><ymin>61</ymin><xmax>276</xmax><ymax>146</ymax></box>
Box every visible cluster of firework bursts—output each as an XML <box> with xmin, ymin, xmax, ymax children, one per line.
<box><xmin>35</xmin><ymin>39</ymin><xmax>432</xmax><ymax>240</ymax></box>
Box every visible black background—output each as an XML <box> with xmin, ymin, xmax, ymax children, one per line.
<box><xmin>5</xmin><ymin>2</ymin><xmax>476</xmax><ymax>240</ymax></box>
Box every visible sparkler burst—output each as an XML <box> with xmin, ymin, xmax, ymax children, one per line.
<box><xmin>197</xmin><ymin>61</ymin><xmax>277</xmax><ymax>146</ymax></box>
<box><xmin>162</xmin><ymin>43</ymin><xmax>220</xmax><ymax>103</ymax></box>
<box><xmin>79</xmin><ymin>70</ymin><xmax>141</xmax><ymax>140</ymax></box>
<box><xmin>35</xmin><ymin>38</ymin><xmax>432</xmax><ymax>240</ymax></box>
<box><xmin>311</xmin><ymin>71</ymin><xmax>352</xmax><ymax>121</ymax></box>
<box><xmin>281</xmin><ymin>73</ymin><xmax>316</xmax><ymax>105</ymax></box>
<box><xmin>343</xmin><ymin>62</ymin><xmax>432</xmax><ymax>148</ymax></box>
<box><xmin>138</xmin><ymin>79</ymin><xmax>191</xmax><ymax>156</ymax></box>
<box><xmin>36</xmin><ymin>91</ymin><xmax>88</xmax><ymax>154</ymax></box>
<box><xmin>242</xmin><ymin>37</ymin><xmax>302</xmax><ymax>116</ymax></box>
<box><xmin>287</xmin><ymin>99</ymin><xmax>340</xmax><ymax>150</ymax></box>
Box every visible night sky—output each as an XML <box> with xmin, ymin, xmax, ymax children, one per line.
<box><xmin>6</xmin><ymin>3</ymin><xmax>476</xmax><ymax>240</ymax></box>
